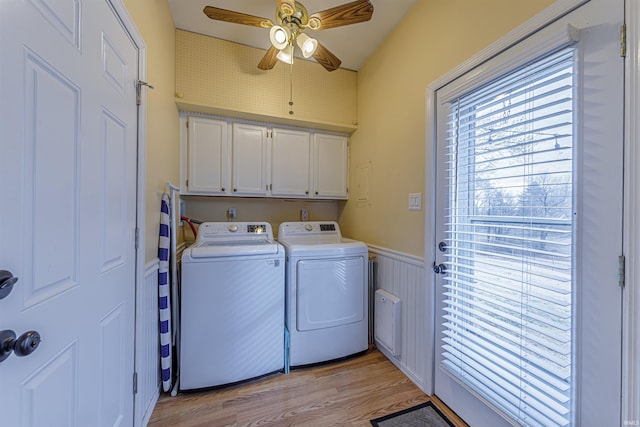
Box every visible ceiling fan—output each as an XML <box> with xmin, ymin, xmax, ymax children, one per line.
<box><xmin>203</xmin><ymin>0</ymin><xmax>374</xmax><ymax>72</ymax></box>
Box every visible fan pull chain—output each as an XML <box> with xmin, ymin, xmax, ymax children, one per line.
<box><xmin>289</xmin><ymin>62</ymin><xmax>294</xmax><ymax>115</ymax></box>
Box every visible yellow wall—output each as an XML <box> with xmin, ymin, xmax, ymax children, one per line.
<box><xmin>123</xmin><ymin>0</ymin><xmax>180</xmax><ymax>262</ymax></box>
<box><xmin>175</xmin><ymin>30</ymin><xmax>358</xmax><ymax>133</ymax></box>
<box><xmin>340</xmin><ymin>0</ymin><xmax>555</xmax><ymax>257</ymax></box>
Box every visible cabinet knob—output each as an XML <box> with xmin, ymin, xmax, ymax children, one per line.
<box><xmin>221</xmin><ymin>187</ymin><xmax>225</xmax><ymax>192</ymax></box>
<box><xmin>315</xmin><ymin>191</ymin><xmax>319</xmax><ymax>195</ymax></box>
<box><xmin>305</xmin><ymin>191</ymin><xmax>309</xmax><ymax>195</ymax></box>
<box><xmin>233</xmin><ymin>188</ymin><xmax>237</xmax><ymax>192</ymax></box>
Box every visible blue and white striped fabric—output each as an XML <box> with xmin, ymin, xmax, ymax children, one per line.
<box><xmin>158</xmin><ymin>194</ymin><xmax>172</xmax><ymax>392</ymax></box>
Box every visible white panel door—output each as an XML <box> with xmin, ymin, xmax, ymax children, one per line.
<box><xmin>432</xmin><ymin>1</ymin><xmax>623</xmax><ymax>426</ymax></box>
<box><xmin>271</xmin><ymin>128</ymin><xmax>311</xmax><ymax>197</ymax></box>
<box><xmin>232</xmin><ymin>123</ymin><xmax>269</xmax><ymax>196</ymax></box>
<box><xmin>0</xmin><ymin>1</ymin><xmax>138</xmax><ymax>425</ymax></box>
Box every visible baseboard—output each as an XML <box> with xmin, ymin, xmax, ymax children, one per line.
<box><xmin>375</xmin><ymin>340</ymin><xmax>425</xmax><ymax>391</ymax></box>
<box><xmin>139</xmin><ymin>389</ymin><xmax>160</xmax><ymax>427</ymax></box>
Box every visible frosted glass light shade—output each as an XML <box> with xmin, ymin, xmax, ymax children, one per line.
<box><xmin>269</xmin><ymin>26</ymin><xmax>290</xmax><ymax>50</ymax></box>
<box><xmin>296</xmin><ymin>32</ymin><xmax>318</xmax><ymax>58</ymax></box>
<box><xmin>276</xmin><ymin>44</ymin><xmax>294</xmax><ymax>64</ymax></box>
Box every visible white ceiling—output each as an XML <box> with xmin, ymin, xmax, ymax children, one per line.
<box><xmin>168</xmin><ymin>0</ymin><xmax>418</xmax><ymax>71</ymax></box>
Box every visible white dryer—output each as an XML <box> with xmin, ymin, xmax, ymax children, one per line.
<box><xmin>180</xmin><ymin>222</ymin><xmax>284</xmax><ymax>390</ymax></box>
<box><xmin>278</xmin><ymin>221</ymin><xmax>368</xmax><ymax>367</ymax></box>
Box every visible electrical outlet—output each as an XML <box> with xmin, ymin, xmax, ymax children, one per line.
<box><xmin>228</xmin><ymin>207</ymin><xmax>236</xmax><ymax>219</ymax></box>
<box><xmin>179</xmin><ymin>199</ymin><xmax>186</xmax><ymax>227</ymax></box>
<box><xmin>300</xmin><ymin>208</ymin><xmax>308</xmax><ymax>221</ymax></box>
<box><xmin>408</xmin><ymin>193</ymin><xmax>422</xmax><ymax>211</ymax></box>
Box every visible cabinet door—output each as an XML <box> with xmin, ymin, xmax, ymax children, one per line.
<box><xmin>187</xmin><ymin>116</ymin><xmax>228</xmax><ymax>194</ymax></box>
<box><xmin>232</xmin><ymin>123</ymin><xmax>269</xmax><ymax>196</ymax></box>
<box><xmin>271</xmin><ymin>128</ymin><xmax>311</xmax><ymax>197</ymax></box>
<box><xmin>313</xmin><ymin>133</ymin><xmax>348</xmax><ymax>199</ymax></box>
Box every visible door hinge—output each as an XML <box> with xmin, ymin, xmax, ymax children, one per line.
<box><xmin>135</xmin><ymin>227</ymin><xmax>140</xmax><ymax>250</ymax></box>
<box><xmin>619</xmin><ymin>255</ymin><xmax>626</xmax><ymax>287</ymax></box>
<box><xmin>620</xmin><ymin>24</ymin><xmax>627</xmax><ymax>58</ymax></box>
<box><xmin>133</xmin><ymin>372</ymin><xmax>138</xmax><ymax>394</ymax></box>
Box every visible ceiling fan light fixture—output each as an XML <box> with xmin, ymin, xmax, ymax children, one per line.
<box><xmin>276</xmin><ymin>44</ymin><xmax>294</xmax><ymax>64</ymax></box>
<box><xmin>296</xmin><ymin>32</ymin><xmax>317</xmax><ymax>58</ymax></box>
<box><xmin>269</xmin><ymin>25</ymin><xmax>291</xmax><ymax>49</ymax></box>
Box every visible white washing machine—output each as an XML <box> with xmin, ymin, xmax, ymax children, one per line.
<box><xmin>278</xmin><ymin>221</ymin><xmax>368</xmax><ymax>367</ymax></box>
<box><xmin>180</xmin><ymin>222</ymin><xmax>284</xmax><ymax>390</ymax></box>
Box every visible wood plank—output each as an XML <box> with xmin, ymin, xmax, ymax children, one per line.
<box><xmin>148</xmin><ymin>349</ymin><xmax>468</xmax><ymax>426</ymax></box>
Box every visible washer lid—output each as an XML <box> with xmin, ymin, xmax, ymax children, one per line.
<box><xmin>186</xmin><ymin>222</ymin><xmax>280</xmax><ymax>258</ymax></box>
<box><xmin>188</xmin><ymin>240</ymin><xmax>281</xmax><ymax>258</ymax></box>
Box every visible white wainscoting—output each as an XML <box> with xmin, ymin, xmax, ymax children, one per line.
<box><xmin>135</xmin><ymin>259</ymin><xmax>160</xmax><ymax>427</ymax></box>
<box><xmin>368</xmin><ymin>245</ymin><xmax>429</xmax><ymax>393</ymax></box>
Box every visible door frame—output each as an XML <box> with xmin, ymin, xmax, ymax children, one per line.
<box><xmin>423</xmin><ymin>0</ymin><xmax>589</xmax><ymax>396</ymax></box>
<box><xmin>623</xmin><ymin>0</ymin><xmax>640</xmax><ymax>422</ymax></box>
<box><xmin>424</xmin><ymin>0</ymin><xmax>640</xmax><ymax>425</ymax></box>
<box><xmin>424</xmin><ymin>0</ymin><xmax>638</xmax><ymax>422</ymax></box>
<box><xmin>104</xmin><ymin>1</ymin><xmax>149</xmax><ymax>425</ymax></box>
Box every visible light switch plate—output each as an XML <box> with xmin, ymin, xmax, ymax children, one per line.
<box><xmin>408</xmin><ymin>193</ymin><xmax>422</xmax><ymax>211</ymax></box>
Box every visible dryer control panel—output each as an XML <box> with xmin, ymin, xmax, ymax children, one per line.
<box><xmin>278</xmin><ymin>221</ymin><xmax>342</xmax><ymax>239</ymax></box>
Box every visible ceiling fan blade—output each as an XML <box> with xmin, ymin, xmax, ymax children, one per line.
<box><xmin>307</xmin><ymin>0</ymin><xmax>374</xmax><ymax>30</ymax></box>
<box><xmin>277</xmin><ymin>0</ymin><xmax>297</xmax><ymax>16</ymax></box>
<box><xmin>203</xmin><ymin>6</ymin><xmax>273</xmax><ymax>28</ymax></box>
<box><xmin>312</xmin><ymin>42</ymin><xmax>342</xmax><ymax>72</ymax></box>
<box><xmin>258</xmin><ymin>46</ymin><xmax>280</xmax><ymax>70</ymax></box>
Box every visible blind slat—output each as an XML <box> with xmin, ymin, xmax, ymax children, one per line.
<box><xmin>443</xmin><ymin>321</ymin><xmax>572</xmax><ymax>389</ymax></box>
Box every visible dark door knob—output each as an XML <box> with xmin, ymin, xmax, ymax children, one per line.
<box><xmin>0</xmin><ymin>329</ymin><xmax>41</xmax><ymax>362</ymax></box>
<box><xmin>0</xmin><ymin>270</ymin><xmax>18</xmax><ymax>300</ymax></box>
<box><xmin>432</xmin><ymin>262</ymin><xmax>447</xmax><ymax>274</ymax></box>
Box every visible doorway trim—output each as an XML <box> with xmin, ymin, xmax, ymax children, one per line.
<box><xmin>623</xmin><ymin>1</ymin><xmax>640</xmax><ymax>423</ymax></box>
<box><xmin>104</xmin><ymin>1</ymin><xmax>148</xmax><ymax>425</ymax></box>
<box><xmin>424</xmin><ymin>0</ymin><xmax>597</xmax><ymax>397</ymax></box>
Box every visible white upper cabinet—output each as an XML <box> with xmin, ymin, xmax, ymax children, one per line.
<box><xmin>185</xmin><ymin>116</ymin><xmax>229</xmax><ymax>195</ymax></box>
<box><xmin>181</xmin><ymin>115</ymin><xmax>349</xmax><ymax>199</ymax></box>
<box><xmin>271</xmin><ymin>128</ymin><xmax>311</xmax><ymax>198</ymax></box>
<box><xmin>231</xmin><ymin>123</ymin><xmax>269</xmax><ymax>196</ymax></box>
<box><xmin>312</xmin><ymin>133</ymin><xmax>348</xmax><ymax>199</ymax></box>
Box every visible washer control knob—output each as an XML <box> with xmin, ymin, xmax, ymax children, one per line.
<box><xmin>305</xmin><ymin>224</ymin><xmax>313</xmax><ymax>231</ymax></box>
<box><xmin>228</xmin><ymin>225</ymin><xmax>238</xmax><ymax>232</ymax></box>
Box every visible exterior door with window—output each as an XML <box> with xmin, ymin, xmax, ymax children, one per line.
<box><xmin>432</xmin><ymin>0</ymin><xmax>623</xmax><ymax>425</ymax></box>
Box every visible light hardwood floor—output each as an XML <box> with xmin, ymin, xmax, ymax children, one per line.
<box><xmin>148</xmin><ymin>349</ymin><xmax>468</xmax><ymax>427</ymax></box>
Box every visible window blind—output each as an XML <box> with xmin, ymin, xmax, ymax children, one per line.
<box><xmin>441</xmin><ymin>47</ymin><xmax>575</xmax><ymax>427</ymax></box>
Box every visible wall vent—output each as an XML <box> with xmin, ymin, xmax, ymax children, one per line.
<box><xmin>374</xmin><ymin>289</ymin><xmax>401</xmax><ymax>357</ymax></box>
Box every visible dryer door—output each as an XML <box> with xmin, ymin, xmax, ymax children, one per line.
<box><xmin>296</xmin><ymin>256</ymin><xmax>365</xmax><ymax>331</ymax></box>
